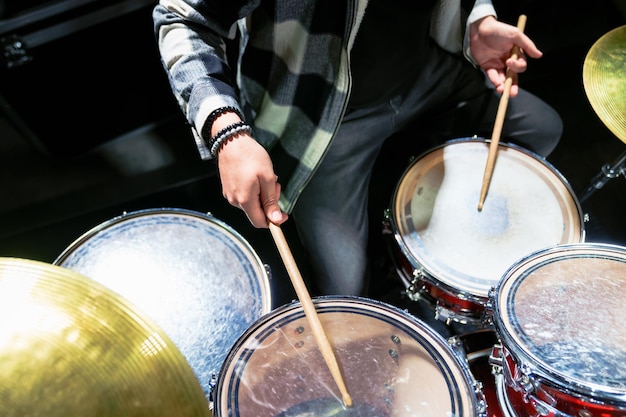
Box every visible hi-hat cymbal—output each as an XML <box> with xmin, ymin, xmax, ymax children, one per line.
<box><xmin>583</xmin><ymin>25</ymin><xmax>626</xmax><ymax>144</ymax></box>
<box><xmin>0</xmin><ymin>258</ymin><xmax>211</xmax><ymax>417</ymax></box>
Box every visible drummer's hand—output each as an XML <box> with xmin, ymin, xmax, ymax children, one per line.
<box><xmin>469</xmin><ymin>16</ymin><xmax>543</xmax><ymax>97</ymax></box>
<box><xmin>216</xmin><ymin>129</ymin><xmax>288</xmax><ymax>228</ymax></box>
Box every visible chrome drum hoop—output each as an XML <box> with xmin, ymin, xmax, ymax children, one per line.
<box><xmin>215</xmin><ymin>296</ymin><xmax>487</xmax><ymax>417</ymax></box>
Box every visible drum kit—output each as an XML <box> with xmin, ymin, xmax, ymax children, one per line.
<box><xmin>1</xmin><ymin>25</ymin><xmax>625</xmax><ymax>417</ymax></box>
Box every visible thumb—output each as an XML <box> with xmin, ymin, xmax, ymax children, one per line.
<box><xmin>262</xmin><ymin>179</ymin><xmax>286</xmax><ymax>225</ymax></box>
<box><xmin>267</xmin><ymin>206</ymin><xmax>283</xmax><ymax>223</ymax></box>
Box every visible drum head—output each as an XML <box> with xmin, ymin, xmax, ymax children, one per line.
<box><xmin>216</xmin><ymin>296</ymin><xmax>482</xmax><ymax>417</ymax></box>
<box><xmin>392</xmin><ymin>139</ymin><xmax>583</xmax><ymax>299</ymax></box>
<box><xmin>493</xmin><ymin>243</ymin><xmax>626</xmax><ymax>399</ymax></box>
<box><xmin>54</xmin><ymin>208</ymin><xmax>271</xmax><ymax>399</ymax></box>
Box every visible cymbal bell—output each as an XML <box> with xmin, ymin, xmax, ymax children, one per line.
<box><xmin>583</xmin><ymin>25</ymin><xmax>626</xmax><ymax>144</ymax></box>
<box><xmin>0</xmin><ymin>258</ymin><xmax>211</xmax><ymax>417</ymax></box>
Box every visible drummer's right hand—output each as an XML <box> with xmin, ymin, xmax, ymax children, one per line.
<box><xmin>217</xmin><ymin>134</ymin><xmax>289</xmax><ymax>228</ymax></box>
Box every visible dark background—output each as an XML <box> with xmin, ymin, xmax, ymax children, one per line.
<box><xmin>1</xmin><ymin>0</ymin><xmax>625</xmax><ymax>311</ymax></box>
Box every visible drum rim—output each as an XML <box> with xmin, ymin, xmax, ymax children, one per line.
<box><xmin>214</xmin><ymin>295</ymin><xmax>485</xmax><ymax>417</ymax></box>
<box><xmin>388</xmin><ymin>137</ymin><xmax>585</xmax><ymax>300</ymax></box>
<box><xmin>54</xmin><ymin>208</ymin><xmax>268</xmax><ymax>276</ymax></box>
<box><xmin>491</xmin><ymin>242</ymin><xmax>626</xmax><ymax>400</ymax></box>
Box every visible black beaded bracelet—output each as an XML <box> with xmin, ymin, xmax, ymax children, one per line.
<box><xmin>208</xmin><ymin>121</ymin><xmax>252</xmax><ymax>158</ymax></box>
<box><xmin>202</xmin><ymin>106</ymin><xmax>244</xmax><ymax>141</ymax></box>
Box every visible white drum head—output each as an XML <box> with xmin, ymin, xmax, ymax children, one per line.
<box><xmin>493</xmin><ymin>243</ymin><xmax>626</xmax><ymax>399</ymax></box>
<box><xmin>55</xmin><ymin>208</ymin><xmax>272</xmax><ymax>400</ymax></box>
<box><xmin>216</xmin><ymin>296</ymin><xmax>483</xmax><ymax>417</ymax></box>
<box><xmin>392</xmin><ymin>139</ymin><xmax>583</xmax><ymax>299</ymax></box>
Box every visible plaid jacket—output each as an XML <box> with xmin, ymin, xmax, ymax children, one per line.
<box><xmin>153</xmin><ymin>0</ymin><xmax>495</xmax><ymax>213</ymax></box>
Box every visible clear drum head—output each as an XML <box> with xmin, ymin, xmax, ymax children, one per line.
<box><xmin>391</xmin><ymin>138</ymin><xmax>583</xmax><ymax>301</ymax></box>
<box><xmin>215</xmin><ymin>296</ymin><xmax>485</xmax><ymax>417</ymax></box>
<box><xmin>54</xmin><ymin>208</ymin><xmax>272</xmax><ymax>401</ymax></box>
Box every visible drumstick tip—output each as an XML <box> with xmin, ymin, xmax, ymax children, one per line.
<box><xmin>342</xmin><ymin>393</ymin><xmax>353</xmax><ymax>408</ymax></box>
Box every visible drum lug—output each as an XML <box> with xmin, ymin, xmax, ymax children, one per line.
<box><xmin>447</xmin><ymin>333</ymin><xmax>462</xmax><ymax>347</ymax></box>
<box><xmin>518</xmin><ymin>364</ymin><xmax>535</xmax><ymax>394</ymax></box>
<box><xmin>489</xmin><ymin>344</ymin><xmax>503</xmax><ymax>369</ymax></box>
<box><xmin>434</xmin><ymin>303</ymin><xmax>457</xmax><ymax>324</ymax></box>
<box><xmin>447</xmin><ymin>334</ymin><xmax>466</xmax><ymax>361</ymax></box>
<box><xmin>490</xmin><ymin>344</ymin><xmax>534</xmax><ymax>394</ymax></box>
<box><xmin>475</xmin><ymin>388</ymin><xmax>488</xmax><ymax>417</ymax></box>
<box><xmin>490</xmin><ymin>345</ymin><xmax>535</xmax><ymax>395</ymax></box>
<box><xmin>405</xmin><ymin>269</ymin><xmax>427</xmax><ymax>302</ymax></box>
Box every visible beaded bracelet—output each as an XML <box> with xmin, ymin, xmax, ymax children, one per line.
<box><xmin>202</xmin><ymin>106</ymin><xmax>244</xmax><ymax>140</ymax></box>
<box><xmin>208</xmin><ymin>121</ymin><xmax>252</xmax><ymax>158</ymax></box>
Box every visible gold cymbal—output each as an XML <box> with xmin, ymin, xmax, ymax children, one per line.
<box><xmin>0</xmin><ymin>258</ymin><xmax>211</xmax><ymax>417</ymax></box>
<box><xmin>583</xmin><ymin>25</ymin><xmax>626</xmax><ymax>144</ymax></box>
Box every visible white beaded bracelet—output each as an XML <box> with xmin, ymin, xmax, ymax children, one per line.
<box><xmin>208</xmin><ymin>121</ymin><xmax>252</xmax><ymax>158</ymax></box>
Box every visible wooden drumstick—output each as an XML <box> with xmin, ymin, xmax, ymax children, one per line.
<box><xmin>268</xmin><ymin>222</ymin><xmax>353</xmax><ymax>408</ymax></box>
<box><xmin>477</xmin><ymin>15</ymin><xmax>527</xmax><ymax>211</ymax></box>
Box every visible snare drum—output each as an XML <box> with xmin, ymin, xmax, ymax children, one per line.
<box><xmin>215</xmin><ymin>296</ymin><xmax>487</xmax><ymax>417</ymax></box>
<box><xmin>489</xmin><ymin>243</ymin><xmax>626</xmax><ymax>417</ymax></box>
<box><xmin>384</xmin><ymin>138</ymin><xmax>584</xmax><ymax>324</ymax></box>
<box><xmin>54</xmin><ymin>208</ymin><xmax>272</xmax><ymax>403</ymax></box>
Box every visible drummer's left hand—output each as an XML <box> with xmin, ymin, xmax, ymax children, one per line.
<box><xmin>469</xmin><ymin>16</ymin><xmax>543</xmax><ymax>97</ymax></box>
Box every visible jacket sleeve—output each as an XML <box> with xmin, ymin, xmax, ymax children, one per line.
<box><xmin>430</xmin><ymin>0</ymin><xmax>496</xmax><ymax>64</ymax></box>
<box><xmin>464</xmin><ymin>0</ymin><xmax>497</xmax><ymax>65</ymax></box>
<box><xmin>153</xmin><ymin>0</ymin><xmax>259</xmax><ymax>159</ymax></box>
